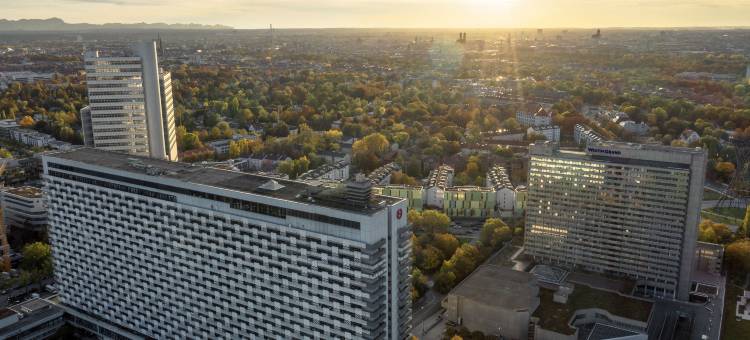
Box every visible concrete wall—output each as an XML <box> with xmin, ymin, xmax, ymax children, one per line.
<box><xmin>442</xmin><ymin>295</ymin><xmax>530</xmax><ymax>340</ymax></box>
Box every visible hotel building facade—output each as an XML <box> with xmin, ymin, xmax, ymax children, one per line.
<box><xmin>43</xmin><ymin>148</ymin><xmax>411</xmax><ymax>339</ymax></box>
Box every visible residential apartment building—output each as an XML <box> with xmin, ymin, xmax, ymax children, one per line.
<box><xmin>298</xmin><ymin>161</ymin><xmax>350</xmax><ymax>181</ymax></box>
<box><xmin>525</xmin><ymin>141</ymin><xmax>706</xmax><ymax>300</ymax></box>
<box><xmin>516</xmin><ymin>106</ymin><xmax>552</xmax><ymax>127</ymax></box>
<box><xmin>486</xmin><ymin>165</ymin><xmax>516</xmax><ymax>217</ymax></box>
<box><xmin>0</xmin><ymin>120</ymin><xmax>19</xmax><ymax>139</ymax></box>
<box><xmin>573</xmin><ymin>124</ymin><xmax>603</xmax><ymax>146</ymax></box>
<box><xmin>8</xmin><ymin>129</ymin><xmax>56</xmax><ymax>148</ymax></box>
<box><xmin>443</xmin><ymin>186</ymin><xmax>497</xmax><ymax>218</ymax></box>
<box><xmin>368</xmin><ymin>163</ymin><xmax>401</xmax><ymax>186</ymax></box>
<box><xmin>1</xmin><ymin>186</ymin><xmax>47</xmax><ymax>232</ymax></box>
<box><xmin>43</xmin><ymin>148</ymin><xmax>411</xmax><ymax>339</ymax></box>
<box><xmin>373</xmin><ymin>185</ymin><xmax>425</xmax><ymax>212</ymax></box>
<box><xmin>527</xmin><ymin>125</ymin><xmax>560</xmax><ymax>142</ymax></box>
<box><xmin>425</xmin><ymin>165</ymin><xmax>454</xmax><ymax>208</ymax></box>
<box><xmin>83</xmin><ymin>40</ymin><xmax>178</xmax><ymax>161</ymax></box>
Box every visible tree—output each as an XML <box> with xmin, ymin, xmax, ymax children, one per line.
<box><xmin>417</xmin><ymin>246</ymin><xmax>444</xmax><ymax>272</ymax></box>
<box><xmin>180</xmin><ymin>132</ymin><xmax>203</xmax><ymax>151</ymax></box>
<box><xmin>20</xmin><ymin>242</ymin><xmax>53</xmax><ymax>277</ymax></box>
<box><xmin>480</xmin><ymin>218</ymin><xmax>511</xmax><ymax>248</ymax></box>
<box><xmin>434</xmin><ymin>269</ymin><xmax>456</xmax><ymax>293</ymax></box>
<box><xmin>501</xmin><ymin>117</ymin><xmax>521</xmax><ymax>131</ymax></box>
<box><xmin>699</xmin><ymin>220</ymin><xmax>733</xmax><ymax>244</ymax></box>
<box><xmin>353</xmin><ymin>133</ymin><xmax>390</xmax><ymax>172</ymax></box>
<box><xmin>725</xmin><ymin>239</ymin><xmax>750</xmax><ymax>274</ymax></box>
<box><xmin>412</xmin><ymin>210</ymin><xmax>451</xmax><ymax>234</ymax></box>
<box><xmin>0</xmin><ymin>148</ymin><xmax>11</xmax><ymax>159</ymax></box>
<box><xmin>715</xmin><ymin>162</ymin><xmax>735</xmax><ymax>182</ymax></box>
<box><xmin>390</xmin><ymin>171</ymin><xmax>418</xmax><ymax>186</ymax></box>
<box><xmin>19</xmin><ymin>115</ymin><xmax>34</xmax><ymax>128</ymax></box>
<box><xmin>276</xmin><ymin>156</ymin><xmax>311</xmax><ymax>179</ymax></box>
<box><xmin>432</xmin><ymin>233</ymin><xmax>460</xmax><ymax>259</ymax></box>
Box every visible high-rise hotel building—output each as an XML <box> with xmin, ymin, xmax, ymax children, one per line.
<box><xmin>43</xmin><ymin>148</ymin><xmax>411</xmax><ymax>339</ymax></box>
<box><xmin>82</xmin><ymin>41</ymin><xmax>178</xmax><ymax>161</ymax></box>
<box><xmin>525</xmin><ymin>141</ymin><xmax>706</xmax><ymax>300</ymax></box>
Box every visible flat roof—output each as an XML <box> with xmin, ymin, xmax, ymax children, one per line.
<box><xmin>447</xmin><ymin>265</ymin><xmax>537</xmax><ymax>310</ymax></box>
<box><xmin>4</xmin><ymin>186</ymin><xmax>43</xmax><ymax>199</ymax></box>
<box><xmin>533</xmin><ymin>284</ymin><xmax>653</xmax><ymax>335</ymax></box>
<box><xmin>45</xmin><ymin>148</ymin><xmax>399</xmax><ymax>215</ymax></box>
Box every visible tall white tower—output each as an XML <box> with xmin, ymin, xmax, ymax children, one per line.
<box><xmin>82</xmin><ymin>40</ymin><xmax>178</xmax><ymax>161</ymax></box>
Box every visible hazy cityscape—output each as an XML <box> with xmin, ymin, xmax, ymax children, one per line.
<box><xmin>0</xmin><ymin>2</ymin><xmax>750</xmax><ymax>340</ymax></box>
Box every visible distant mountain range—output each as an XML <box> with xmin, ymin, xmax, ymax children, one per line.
<box><xmin>0</xmin><ymin>18</ymin><xmax>232</xmax><ymax>31</ymax></box>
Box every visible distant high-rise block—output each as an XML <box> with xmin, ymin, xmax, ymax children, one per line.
<box><xmin>83</xmin><ymin>40</ymin><xmax>177</xmax><ymax>161</ymax></box>
<box><xmin>44</xmin><ymin>148</ymin><xmax>411</xmax><ymax>339</ymax></box>
<box><xmin>524</xmin><ymin>141</ymin><xmax>706</xmax><ymax>300</ymax></box>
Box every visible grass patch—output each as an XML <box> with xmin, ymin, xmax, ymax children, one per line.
<box><xmin>702</xmin><ymin>207</ymin><xmax>745</xmax><ymax>225</ymax></box>
<box><xmin>533</xmin><ymin>284</ymin><xmax>652</xmax><ymax>335</ymax></box>
<box><xmin>722</xmin><ymin>282</ymin><xmax>750</xmax><ymax>340</ymax></box>
<box><xmin>704</xmin><ymin>189</ymin><xmax>724</xmax><ymax>201</ymax></box>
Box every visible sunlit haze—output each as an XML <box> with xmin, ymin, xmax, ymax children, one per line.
<box><xmin>4</xmin><ymin>0</ymin><xmax>750</xmax><ymax>28</ymax></box>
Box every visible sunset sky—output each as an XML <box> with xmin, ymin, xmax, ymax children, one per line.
<box><xmin>4</xmin><ymin>0</ymin><xmax>750</xmax><ymax>29</ymax></box>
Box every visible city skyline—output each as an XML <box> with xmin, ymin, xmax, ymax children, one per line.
<box><xmin>3</xmin><ymin>0</ymin><xmax>750</xmax><ymax>29</ymax></box>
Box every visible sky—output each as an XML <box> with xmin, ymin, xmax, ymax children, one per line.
<box><xmin>4</xmin><ymin>0</ymin><xmax>750</xmax><ymax>29</ymax></box>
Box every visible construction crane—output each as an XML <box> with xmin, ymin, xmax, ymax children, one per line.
<box><xmin>0</xmin><ymin>161</ymin><xmax>10</xmax><ymax>272</ymax></box>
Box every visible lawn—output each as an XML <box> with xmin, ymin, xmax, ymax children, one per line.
<box><xmin>721</xmin><ymin>282</ymin><xmax>750</xmax><ymax>340</ymax></box>
<box><xmin>533</xmin><ymin>284</ymin><xmax>652</xmax><ymax>335</ymax></box>
<box><xmin>702</xmin><ymin>207</ymin><xmax>746</xmax><ymax>225</ymax></box>
<box><xmin>703</xmin><ymin>189</ymin><xmax>724</xmax><ymax>201</ymax></box>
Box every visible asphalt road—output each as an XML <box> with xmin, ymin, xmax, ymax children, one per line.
<box><xmin>0</xmin><ymin>278</ymin><xmax>54</xmax><ymax>308</ymax></box>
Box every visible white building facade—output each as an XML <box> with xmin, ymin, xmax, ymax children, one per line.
<box><xmin>525</xmin><ymin>141</ymin><xmax>706</xmax><ymax>300</ymax></box>
<box><xmin>1</xmin><ymin>186</ymin><xmax>47</xmax><ymax>231</ymax></box>
<box><xmin>44</xmin><ymin>148</ymin><xmax>411</xmax><ymax>339</ymax></box>
<box><xmin>83</xmin><ymin>40</ymin><xmax>178</xmax><ymax>161</ymax></box>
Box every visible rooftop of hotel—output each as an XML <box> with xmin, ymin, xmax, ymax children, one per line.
<box><xmin>45</xmin><ymin>148</ymin><xmax>399</xmax><ymax>215</ymax></box>
<box><xmin>4</xmin><ymin>186</ymin><xmax>43</xmax><ymax>199</ymax></box>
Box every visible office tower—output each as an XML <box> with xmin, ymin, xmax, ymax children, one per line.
<box><xmin>82</xmin><ymin>40</ymin><xmax>178</xmax><ymax>161</ymax></box>
<box><xmin>524</xmin><ymin>141</ymin><xmax>706</xmax><ymax>300</ymax></box>
<box><xmin>43</xmin><ymin>148</ymin><xmax>411</xmax><ymax>339</ymax></box>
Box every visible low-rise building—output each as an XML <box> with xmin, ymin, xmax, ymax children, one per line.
<box><xmin>240</xmin><ymin>154</ymin><xmax>291</xmax><ymax>171</ymax></box>
<box><xmin>318</xmin><ymin>150</ymin><xmax>351</xmax><ymax>164</ymax></box>
<box><xmin>0</xmin><ymin>120</ymin><xmax>19</xmax><ymax>139</ymax></box>
<box><xmin>2</xmin><ymin>186</ymin><xmax>47</xmax><ymax>232</ymax></box>
<box><xmin>8</xmin><ymin>129</ymin><xmax>56</xmax><ymax>148</ymax></box>
<box><xmin>573</xmin><ymin>124</ymin><xmax>603</xmax><ymax>146</ymax></box>
<box><xmin>486</xmin><ymin>165</ymin><xmax>516</xmax><ymax>217</ymax></box>
<box><xmin>444</xmin><ymin>265</ymin><xmax>652</xmax><ymax>340</ymax></box>
<box><xmin>298</xmin><ymin>160</ymin><xmax>350</xmax><ymax>181</ymax></box>
<box><xmin>527</xmin><ymin>125</ymin><xmax>560</xmax><ymax>142</ymax></box>
<box><xmin>206</xmin><ymin>139</ymin><xmax>232</xmax><ymax>156</ymax></box>
<box><xmin>443</xmin><ymin>265</ymin><xmax>540</xmax><ymax>340</ymax></box>
<box><xmin>368</xmin><ymin>162</ymin><xmax>400</xmax><ymax>185</ymax></box>
<box><xmin>443</xmin><ymin>186</ymin><xmax>497</xmax><ymax>218</ymax></box>
<box><xmin>694</xmin><ymin>242</ymin><xmax>723</xmax><ymax>276</ymax></box>
<box><xmin>619</xmin><ymin>121</ymin><xmax>650</xmax><ymax>136</ymax></box>
<box><xmin>680</xmin><ymin>129</ymin><xmax>701</xmax><ymax>145</ymax></box>
<box><xmin>0</xmin><ymin>298</ymin><xmax>65</xmax><ymax>339</ymax></box>
<box><xmin>425</xmin><ymin>165</ymin><xmax>454</xmax><ymax>208</ymax></box>
<box><xmin>373</xmin><ymin>185</ymin><xmax>425</xmax><ymax>211</ymax></box>
<box><xmin>517</xmin><ymin>106</ymin><xmax>553</xmax><ymax>127</ymax></box>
